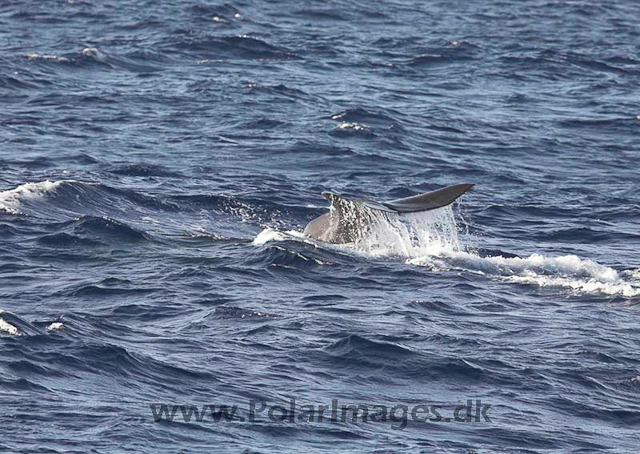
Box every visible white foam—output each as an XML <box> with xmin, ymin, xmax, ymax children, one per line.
<box><xmin>352</xmin><ymin>206</ymin><xmax>462</xmax><ymax>258</ymax></box>
<box><xmin>376</xmin><ymin>209</ymin><xmax>640</xmax><ymax>297</ymax></box>
<box><xmin>408</xmin><ymin>249</ymin><xmax>640</xmax><ymax>297</ymax></box>
<box><xmin>335</xmin><ymin>122</ymin><xmax>369</xmax><ymax>132</ymax></box>
<box><xmin>256</xmin><ymin>204</ymin><xmax>640</xmax><ymax>298</ymax></box>
<box><xmin>0</xmin><ymin>180</ymin><xmax>68</xmax><ymax>214</ymax></box>
<box><xmin>0</xmin><ymin>317</ymin><xmax>22</xmax><ymax>336</ymax></box>
<box><xmin>504</xmin><ymin>273</ymin><xmax>639</xmax><ymax>297</ymax></box>
<box><xmin>253</xmin><ymin>228</ymin><xmax>309</xmax><ymax>245</ymax></box>
<box><xmin>46</xmin><ymin>322</ymin><xmax>64</xmax><ymax>332</ymax></box>
<box><xmin>82</xmin><ymin>47</ymin><xmax>107</xmax><ymax>62</ymax></box>
<box><xmin>26</xmin><ymin>53</ymin><xmax>70</xmax><ymax>62</ymax></box>
<box><xmin>253</xmin><ymin>228</ymin><xmax>288</xmax><ymax>245</ymax></box>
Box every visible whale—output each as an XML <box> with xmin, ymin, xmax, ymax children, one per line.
<box><xmin>304</xmin><ymin>183</ymin><xmax>473</xmax><ymax>244</ymax></box>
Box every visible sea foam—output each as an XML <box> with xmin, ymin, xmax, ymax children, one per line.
<box><xmin>0</xmin><ymin>180</ymin><xmax>68</xmax><ymax>215</ymax></box>
<box><xmin>256</xmin><ymin>205</ymin><xmax>640</xmax><ymax>298</ymax></box>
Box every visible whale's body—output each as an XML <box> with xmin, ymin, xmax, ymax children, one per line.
<box><xmin>304</xmin><ymin>183</ymin><xmax>473</xmax><ymax>244</ymax></box>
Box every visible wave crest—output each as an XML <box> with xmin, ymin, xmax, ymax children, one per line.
<box><xmin>0</xmin><ymin>180</ymin><xmax>67</xmax><ymax>215</ymax></box>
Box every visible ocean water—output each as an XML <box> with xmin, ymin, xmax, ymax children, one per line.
<box><xmin>1</xmin><ymin>0</ymin><xmax>640</xmax><ymax>452</ymax></box>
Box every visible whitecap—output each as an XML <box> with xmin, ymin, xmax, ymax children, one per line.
<box><xmin>26</xmin><ymin>53</ymin><xmax>70</xmax><ymax>62</ymax></box>
<box><xmin>82</xmin><ymin>47</ymin><xmax>107</xmax><ymax>63</ymax></box>
<box><xmin>0</xmin><ymin>317</ymin><xmax>22</xmax><ymax>336</ymax></box>
<box><xmin>253</xmin><ymin>228</ymin><xmax>289</xmax><ymax>245</ymax></box>
<box><xmin>46</xmin><ymin>322</ymin><xmax>64</xmax><ymax>332</ymax></box>
<box><xmin>0</xmin><ymin>180</ymin><xmax>69</xmax><ymax>215</ymax></box>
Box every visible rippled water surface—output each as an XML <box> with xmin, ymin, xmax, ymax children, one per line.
<box><xmin>1</xmin><ymin>1</ymin><xmax>640</xmax><ymax>452</ymax></box>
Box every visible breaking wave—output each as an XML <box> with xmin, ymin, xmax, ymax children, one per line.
<box><xmin>0</xmin><ymin>180</ymin><xmax>67</xmax><ymax>215</ymax></box>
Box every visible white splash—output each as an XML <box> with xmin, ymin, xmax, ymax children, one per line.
<box><xmin>0</xmin><ymin>317</ymin><xmax>22</xmax><ymax>336</ymax></box>
<box><xmin>372</xmin><ymin>208</ymin><xmax>640</xmax><ymax>297</ymax></box>
<box><xmin>253</xmin><ymin>228</ymin><xmax>289</xmax><ymax>245</ymax></box>
<box><xmin>26</xmin><ymin>53</ymin><xmax>70</xmax><ymax>62</ymax></box>
<box><xmin>253</xmin><ymin>228</ymin><xmax>307</xmax><ymax>245</ymax></box>
<box><xmin>255</xmin><ymin>204</ymin><xmax>640</xmax><ymax>298</ymax></box>
<box><xmin>352</xmin><ymin>206</ymin><xmax>462</xmax><ymax>258</ymax></box>
<box><xmin>409</xmin><ymin>249</ymin><xmax>640</xmax><ymax>298</ymax></box>
<box><xmin>47</xmin><ymin>322</ymin><xmax>64</xmax><ymax>332</ymax></box>
<box><xmin>335</xmin><ymin>122</ymin><xmax>369</xmax><ymax>131</ymax></box>
<box><xmin>82</xmin><ymin>47</ymin><xmax>107</xmax><ymax>62</ymax></box>
<box><xmin>0</xmin><ymin>180</ymin><xmax>68</xmax><ymax>214</ymax></box>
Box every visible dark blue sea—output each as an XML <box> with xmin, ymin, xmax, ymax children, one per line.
<box><xmin>1</xmin><ymin>0</ymin><xmax>640</xmax><ymax>452</ymax></box>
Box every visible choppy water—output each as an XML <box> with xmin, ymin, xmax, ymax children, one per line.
<box><xmin>1</xmin><ymin>0</ymin><xmax>640</xmax><ymax>452</ymax></box>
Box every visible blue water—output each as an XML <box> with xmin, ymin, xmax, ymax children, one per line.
<box><xmin>1</xmin><ymin>0</ymin><xmax>640</xmax><ymax>452</ymax></box>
